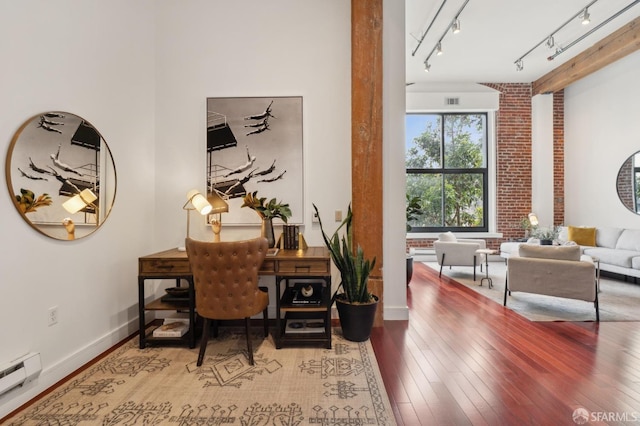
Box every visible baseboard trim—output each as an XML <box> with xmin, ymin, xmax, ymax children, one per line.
<box><xmin>0</xmin><ymin>318</ymin><xmax>139</xmax><ymax>420</ymax></box>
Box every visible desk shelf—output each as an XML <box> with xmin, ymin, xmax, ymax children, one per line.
<box><xmin>145</xmin><ymin>297</ymin><xmax>190</xmax><ymax>311</ymax></box>
<box><xmin>275</xmin><ymin>278</ymin><xmax>332</xmax><ymax>349</ymax></box>
<box><xmin>141</xmin><ymin>319</ymin><xmax>195</xmax><ymax>347</ymax></box>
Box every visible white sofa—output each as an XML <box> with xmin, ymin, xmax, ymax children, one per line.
<box><xmin>501</xmin><ymin>227</ymin><xmax>640</xmax><ymax>280</ymax></box>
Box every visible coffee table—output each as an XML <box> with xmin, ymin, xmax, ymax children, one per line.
<box><xmin>475</xmin><ymin>249</ymin><xmax>497</xmax><ymax>288</ymax></box>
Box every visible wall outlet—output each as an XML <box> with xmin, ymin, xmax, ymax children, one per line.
<box><xmin>335</xmin><ymin>210</ymin><xmax>342</xmax><ymax>222</ymax></box>
<box><xmin>48</xmin><ymin>306</ymin><xmax>58</xmax><ymax>326</ymax></box>
<box><xmin>312</xmin><ymin>212</ymin><xmax>320</xmax><ymax>223</ymax></box>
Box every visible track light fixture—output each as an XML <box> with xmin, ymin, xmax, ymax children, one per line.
<box><xmin>410</xmin><ymin>0</ymin><xmax>447</xmax><ymax>57</ymax></box>
<box><xmin>581</xmin><ymin>8</ymin><xmax>591</xmax><ymax>25</ymax></box>
<box><xmin>548</xmin><ymin>0</ymin><xmax>639</xmax><ymax>61</ymax></box>
<box><xmin>420</xmin><ymin>0</ymin><xmax>470</xmax><ymax>74</ymax></box>
<box><xmin>452</xmin><ymin>19</ymin><xmax>461</xmax><ymax>34</ymax></box>
<box><xmin>546</xmin><ymin>35</ymin><xmax>555</xmax><ymax>49</ymax></box>
<box><xmin>513</xmin><ymin>0</ymin><xmax>603</xmax><ymax>71</ymax></box>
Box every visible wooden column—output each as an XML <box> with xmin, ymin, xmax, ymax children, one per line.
<box><xmin>352</xmin><ymin>0</ymin><xmax>384</xmax><ymax>326</ymax></box>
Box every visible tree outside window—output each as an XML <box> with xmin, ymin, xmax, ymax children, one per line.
<box><xmin>406</xmin><ymin>113</ymin><xmax>488</xmax><ymax>233</ymax></box>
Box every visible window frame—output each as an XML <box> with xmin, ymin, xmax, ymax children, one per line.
<box><xmin>406</xmin><ymin>112</ymin><xmax>490</xmax><ymax>234</ymax></box>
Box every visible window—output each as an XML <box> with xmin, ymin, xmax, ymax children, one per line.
<box><xmin>406</xmin><ymin>113</ymin><xmax>489</xmax><ymax>233</ymax></box>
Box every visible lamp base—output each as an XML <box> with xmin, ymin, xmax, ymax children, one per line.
<box><xmin>211</xmin><ymin>219</ymin><xmax>222</xmax><ymax>242</ymax></box>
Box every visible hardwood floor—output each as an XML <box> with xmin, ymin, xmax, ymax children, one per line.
<box><xmin>371</xmin><ymin>262</ymin><xmax>640</xmax><ymax>425</ymax></box>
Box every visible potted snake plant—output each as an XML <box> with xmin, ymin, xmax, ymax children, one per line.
<box><xmin>313</xmin><ymin>203</ymin><xmax>378</xmax><ymax>342</ymax></box>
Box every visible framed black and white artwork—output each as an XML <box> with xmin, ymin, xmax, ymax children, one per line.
<box><xmin>206</xmin><ymin>96</ymin><xmax>303</xmax><ymax>225</ymax></box>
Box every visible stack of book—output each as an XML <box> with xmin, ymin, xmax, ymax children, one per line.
<box><xmin>281</xmin><ymin>224</ymin><xmax>300</xmax><ymax>249</ymax></box>
<box><xmin>152</xmin><ymin>318</ymin><xmax>189</xmax><ymax>337</ymax></box>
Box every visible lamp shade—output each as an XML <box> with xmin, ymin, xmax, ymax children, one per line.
<box><xmin>528</xmin><ymin>212</ymin><xmax>539</xmax><ymax>227</ymax></box>
<box><xmin>208</xmin><ymin>191</ymin><xmax>229</xmax><ymax>214</ymax></box>
<box><xmin>62</xmin><ymin>188</ymin><xmax>98</xmax><ymax>214</ymax></box>
<box><xmin>187</xmin><ymin>189</ymin><xmax>212</xmax><ymax>215</ymax></box>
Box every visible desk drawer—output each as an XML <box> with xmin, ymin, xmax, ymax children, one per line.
<box><xmin>277</xmin><ymin>260</ymin><xmax>330</xmax><ymax>275</ymax></box>
<box><xmin>139</xmin><ymin>258</ymin><xmax>191</xmax><ymax>275</ymax></box>
<box><xmin>260</xmin><ymin>259</ymin><xmax>277</xmax><ymax>274</ymax></box>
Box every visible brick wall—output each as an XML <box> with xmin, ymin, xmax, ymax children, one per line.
<box><xmin>407</xmin><ymin>83</ymin><xmax>552</xmax><ymax>252</ymax></box>
<box><xmin>553</xmin><ymin>90</ymin><xmax>565</xmax><ymax>225</ymax></box>
<box><xmin>617</xmin><ymin>156</ymin><xmax>634</xmax><ymax>210</ymax></box>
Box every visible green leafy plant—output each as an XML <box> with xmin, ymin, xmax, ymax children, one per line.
<box><xmin>313</xmin><ymin>203</ymin><xmax>376</xmax><ymax>304</ymax></box>
<box><xmin>241</xmin><ymin>191</ymin><xmax>292</xmax><ymax>223</ymax></box>
<box><xmin>531</xmin><ymin>226</ymin><xmax>560</xmax><ymax>241</ymax></box>
<box><xmin>406</xmin><ymin>194</ymin><xmax>423</xmax><ymax>232</ymax></box>
<box><xmin>15</xmin><ymin>188</ymin><xmax>52</xmax><ymax>214</ymax></box>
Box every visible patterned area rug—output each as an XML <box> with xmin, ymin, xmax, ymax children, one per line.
<box><xmin>424</xmin><ymin>261</ymin><xmax>640</xmax><ymax>321</ymax></box>
<box><xmin>5</xmin><ymin>329</ymin><xmax>396</xmax><ymax>425</ymax></box>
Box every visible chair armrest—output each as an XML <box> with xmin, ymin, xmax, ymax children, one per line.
<box><xmin>456</xmin><ymin>239</ymin><xmax>487</xmax><ymax>249</ymax></box>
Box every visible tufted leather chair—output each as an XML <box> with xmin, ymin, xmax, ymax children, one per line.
<box><xmin>185</xmin><ymin>237</ymin><xmax>269</xmax><ymax>366</ymax></box>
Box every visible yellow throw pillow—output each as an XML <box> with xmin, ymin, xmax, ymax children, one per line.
<box><xmin>567</xmin><ymin>226</ymin><xmax>596</xmax><ymax>246</ymax></box>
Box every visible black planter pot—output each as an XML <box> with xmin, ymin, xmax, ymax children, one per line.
<box><xmin>540</xmin><ymin>239</ymin><xmax>553</xmax><ymax>245</ymax></box>
<box><xmin>335</xmin><ymin>295</ymin><xmax>379</xmax><ymax>342</ymax></box>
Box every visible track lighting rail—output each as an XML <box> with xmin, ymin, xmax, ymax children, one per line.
<box><xmin>411</xmin><ymin>0</ymin><xmax>448</xmax><ymax>57</ymax></box>
<box><xmin>547</xmin><ymin>0</ymin><xmax>640</xmax><ymax>61</ymax></box>
<box><xmin>423</xmin><ymin>0</ymin><xmax>470</xmax><ymax>72</ymax></box>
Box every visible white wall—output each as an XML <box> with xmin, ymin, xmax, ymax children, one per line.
<box><xmin>0</xmin><ymin>0</ymin><xmax>156</xmax><ymax>416</ymax></box>
<box><xmin>564</xmin><ymin>50</ymin><xmax>640</xmax><ymax>228</ymax></box>
<box><xmin>383</xmin><ymin>0</ymin><xmax>409</xmax><ymax>320</ymax></box>
<box><xmin>531</xmin><ymin>94</ymin><xmax>554</xmax><ymax>227</ymax></box>
<box><xmin>152</xmin><ymin>1</ymin><xmax>352</xmax><ymax>249</ymax></box>
<box><xmin>1</xmin><ymin>0</ymin><xmax>397</xmax><ymax>417</ymax></box>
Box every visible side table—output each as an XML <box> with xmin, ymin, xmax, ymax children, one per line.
<box><xmin>476</xmin><ymin>249</ymin><xmax>497</xmax><ymax>288</ymax></box>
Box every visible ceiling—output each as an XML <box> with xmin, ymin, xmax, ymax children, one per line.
<box><xmin>406</xmin><ymin>0</ymin><xmax>640</xmax><ymax>89</ymax></box>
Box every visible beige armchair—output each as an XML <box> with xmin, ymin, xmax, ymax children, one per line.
<box><xmin>433</xmin><ymin>232</ymin><xmax>487</xmax><ymax>280</ymax></box>
<box><xmin>504</xmin><ymin>244</ymin><xmax>598</xmax><ymax>321</ymax></box>
<box><xmin>185</xmin><ymin>237</ymin><xmax>269</xmax><ymax>366</ymax></box>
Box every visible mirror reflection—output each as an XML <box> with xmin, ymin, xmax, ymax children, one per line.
<box><xmin>5</xmin><ymin>112</ymin><xmax>116</xmax><ymax>240</ymax></box>
<box><xmin>616</xmin><ymin>151</ymin><xmax>640</xmax><ymax>214</ymax></box>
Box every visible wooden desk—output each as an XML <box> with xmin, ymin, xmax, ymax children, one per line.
<box><xmin>138</xmin><ymin>246</ymin><xmax>332</xmax><ymax>349</ymax></box>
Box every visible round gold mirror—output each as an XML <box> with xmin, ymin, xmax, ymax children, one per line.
<box><xmin>616</xmin><ymin>151</ymin><xmax>640</xmax><ymax>214</ymax></box>
<box><xmin>5</xmin><ymin>112</ymin><xmax>116</xmax><ymax>240</ymax></box>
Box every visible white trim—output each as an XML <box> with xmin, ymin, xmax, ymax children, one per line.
<box><xmin>0</xmin><ymin>319</ymin><xmax>138</xmax><ymax>418</ymax></box>
<box><xmin>408</xmin><ymin>232</ymin><xmax>503</xmax><ymax>239</ymax></box>
<box><xmin>384</xmin><ymin>306</ymin><xmax>409</xmax><ymax>321</ymax></box>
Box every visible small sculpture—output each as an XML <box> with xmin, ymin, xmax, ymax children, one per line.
<box><xmin>301</xmin><ymin>285</ymin><xmax>314</xmax><ymax>298</ymax></box>
<box><xmin>63</xmin><ymin>218</ymin><xmax>75</xmax><ymax>240</ymax></box>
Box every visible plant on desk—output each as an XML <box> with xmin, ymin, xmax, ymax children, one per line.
<box><xmin>241</xmin><ymin>191</ymin><xmax>292</xmax><ymax>247</ymax></box>
<box><xmin>313</xmin><ymin>203</ymin><xmax>378</xmax><ymax>342</ymax></box>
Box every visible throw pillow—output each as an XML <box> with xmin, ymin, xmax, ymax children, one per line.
<box><xmin>567</xmin><ymin>226</ymin><xmax>596</xmax><ymax>246</ymax></box>
<box><xmin>519</xmin><ymin>244</ymin><xmax>581</xmax><ymax>261</ymax></box>
<box><xmin>438</xmin><ymin>231</ymin><xmax>456</xmax><ymax>242</ymax></box>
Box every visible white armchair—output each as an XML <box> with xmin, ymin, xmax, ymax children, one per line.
<box><xmin>433</xmin><ymin>232</ymin><xmax>487</xmax><ymax>280</ymax></box>
<box><xmin>504</xmin><ymin>244</ymin><xmax>598</xmax><ymax>320</ymax></box>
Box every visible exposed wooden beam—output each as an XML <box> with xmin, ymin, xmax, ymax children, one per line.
<box><xmin>352</xmin><ymin>0</ymin><xmax>384</xmax><ymax>326</ymax></box>
<box><xmin>533</xmin><ymin>16</ymin><xmax>640</xmax><ymax>95</ymax></box>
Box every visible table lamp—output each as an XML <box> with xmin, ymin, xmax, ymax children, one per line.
<box><xmin>184</xmin><ymin>189</ymin><xmax>212</xmax><ymax>239</ymax></box>
<box><xmin>62</xmin><ymin>188</ymin><xmax>98</xmax><ymax>215</ymax></box>
<box><xmin>528</xmin><ymin>212</ymin><xmax>539</xmax><ymax>227</ymax></box>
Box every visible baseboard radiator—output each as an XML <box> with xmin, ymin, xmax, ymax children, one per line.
<box><xmin>409</xmin><ymin>247</ymin><xmax>435</xmax><ymax>260</ymax></box>
<box><xmin>0</xmin><ymin>353</ymin><xmax>42</xmax><ymax>397</ymax></box>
